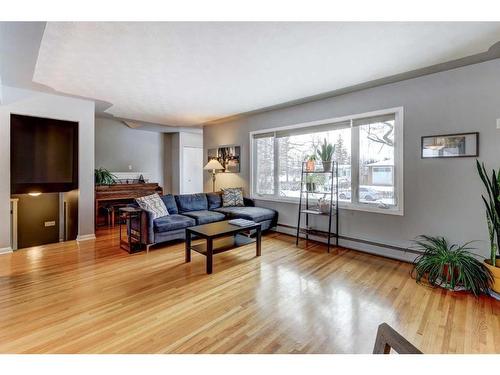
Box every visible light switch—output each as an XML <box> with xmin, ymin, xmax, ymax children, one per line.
<box><xmin>497</xmin><ymin>119</ymin><xmax>500</xmax><ymax>129</ymax></box>
<box><xmin>44</xmin><ymin>221</ymin><xmax>56</xmax><ymax>227</ymax></box>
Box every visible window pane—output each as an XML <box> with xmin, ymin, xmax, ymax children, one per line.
<box><xmin>277</xmin><ymin>128</ymin><xmax>351</xmax><ymax>201</ymax></box>
<box><xmin>255</xmin><ymin>137</ymin><xmax>274</xmax><ymax>195</ymax></box>
<box><xmin>358</xmin><ymin>119</ymin><xmax>395</xmax><ymax>206</ymax></box>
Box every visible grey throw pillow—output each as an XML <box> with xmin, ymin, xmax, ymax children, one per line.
<box><xmin>135</xmin><ymin>193</ymin><xmax>169</xmax><ymax>219</ymax></box>
<box><xmin>222</xmin><ymin>188</ymin><xmax>244</xmax><ymax>207</ymax></box>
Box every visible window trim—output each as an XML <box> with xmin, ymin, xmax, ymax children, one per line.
<box><xmin>249</xmin><ymin>106</ymin><xmax>404</xmax><ymax>216</ymax></box>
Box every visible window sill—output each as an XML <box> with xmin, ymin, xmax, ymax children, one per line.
<box><xmin>250</xmin><ymin>195</ymin><xmax>404</xmax><ymax>216</ymax></box>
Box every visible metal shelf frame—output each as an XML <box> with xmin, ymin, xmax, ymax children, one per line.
<box><xmin>295</xmin><ymin>161</ymin><xmax>339</xmax><ymax>252</ymax></box>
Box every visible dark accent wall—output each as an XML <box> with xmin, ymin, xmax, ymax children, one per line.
<box><xmin>12</xmin><ymin>193</ymin><xmax>60</xmax><ymax>249</ymax></box>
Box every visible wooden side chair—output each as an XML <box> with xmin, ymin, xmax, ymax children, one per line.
<box><xmin>373</xmin><ymin>323</ymin><xmax>423</xmax><ymax>354</ymax></box>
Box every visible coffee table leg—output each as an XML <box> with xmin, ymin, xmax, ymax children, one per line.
<box><xmin>256</xmin><ymin>227</ymin><xmax>261</xmax><ymax>257</ymax></box>
<box><xmin>185</xmin><ymin>230</ymin><xmax>191</xmax><ymax>263</ymax></box>
<box><xmin>206</xmin><ymin>238</ymin><xmax>213</xmax><ymax>274</ymax></box>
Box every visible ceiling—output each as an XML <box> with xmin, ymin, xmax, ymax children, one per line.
<box><xmin>4</xmin><ymin>22</ymin><xmax>500</xmax><ymax>126</ymax></box>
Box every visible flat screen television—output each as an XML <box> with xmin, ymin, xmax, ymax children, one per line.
<box><xmin>11</xmin><ymin>114</ymin><xmax>78</xmax><ymax>194</ymax></box>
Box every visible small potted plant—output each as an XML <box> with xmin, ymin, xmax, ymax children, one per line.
<box><xmin>95</xmin><ymin>168</ymin><xmax>117</xmax><ymax>186</ymax></box>
<box><xmin>305</xmin><ymin>175</ymin><xmax>316</xmax><ymax>193</ymax></box>
<box><xmin>476</xmin><ymin>161</ymin><xmax>500</xmax><ymax>293</ymax></box>
<box><xmin>305</xmin><ymin>154</ymin><xmax>317</xmax><ymax>172</ymax></box>
<box><xmin>412</xmin><ymin>235</ymin><xmax>492</xmax><ymax>297</ymax></box>
<box><xmin>316</xmin><ymin>138</ymin><xmax>335</xmax><ymax>172</ymax></box>
<box><xmin>317</xmin><ymin>195</ymin><xmax>331</xmax><ymax>213</ymax></box>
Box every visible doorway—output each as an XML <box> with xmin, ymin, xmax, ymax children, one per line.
<box><xmin>181</xmin><ymin>146</ymin><xmax>203</xmax><ymax>194</ymax></box>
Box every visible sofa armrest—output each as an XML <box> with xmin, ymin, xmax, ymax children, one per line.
<box><xmin>129</xmin><ymin>209</ymin><xmax>155</xmax><ymax>244</ymax></box>
<box><xmin>243</xmin><ymin>197</ymin><xmax>255</xmax><ymax>207</ymax></box>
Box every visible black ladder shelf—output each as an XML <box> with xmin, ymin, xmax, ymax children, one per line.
<box><xmin>295</xmin><ymin>161</ymin><xmax>339</xmax><ymax>252</ymax></box>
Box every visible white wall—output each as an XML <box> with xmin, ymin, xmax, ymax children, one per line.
<box><xmin>0</xmin><ymin>86</ymin><xmax>95</xmax><ymax>251</ymax></box>
<box><xmin>179</xmin><ymin>132</ymin><xmax>203</xmax><ymax>194</ymax></box>
<box><xmin>203</xmin><ymin>59</ymin><xmax>500</xmax><ymax>262</ymax></box>
<box><xmin>168</xmin><ymin>131</ymin><xmax>203</xmax><ymax>195</ymax></box>
<box><xmin>95</xmin><ymin>117</ymin><xmax>165</xmax><ymax>187</ymax></box>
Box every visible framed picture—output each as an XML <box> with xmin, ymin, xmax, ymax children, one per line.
<box><xmin>421</xmin><ymin>132</ymin><xmax>479</xmax><ymax>159</ymax></box>
<box><xmin>208</xmin><ymin>145</ymin><xmax>241</xmax><ymax>173</ymax></box>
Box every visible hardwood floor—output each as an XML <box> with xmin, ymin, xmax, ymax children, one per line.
<box><xmin>0</xmin><ymin>229</ymin><xmax>498</xmax><ymax>354</ymax></box>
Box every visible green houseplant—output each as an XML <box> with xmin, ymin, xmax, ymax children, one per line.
<box><xmin>95</xmin><ymin>168</ymin><xmax>116</xmax><ymax>186</ymax></box>
<box><xmin>412</xmin><ymin>235</ymin><xmax>492</xmax><ymax>297</ymax></box>
<box><xmin>476</xmin><ymin>160</ymin><xmax>500</xmax><ymax>293</ymax></box>
<box><xmin>305</xmin><ymin>174</ymin><xmax>317</xmax><ymax>192</ymax></box>
<box><xmin>305</xmin><ymin>154</ymin><xmax>317</xmax><ymax>172</ymax></box>
<box><xmin>316</xmin><ymin>138</ymin><xmax>335</xmax><ymax>172</ymax></box>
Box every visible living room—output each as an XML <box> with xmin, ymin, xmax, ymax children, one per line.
<box><xmin>1</xmin><ymin>1</ymin><xmax>500</xmax><ymax>371</ymax></box>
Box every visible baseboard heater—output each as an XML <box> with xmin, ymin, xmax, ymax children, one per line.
<box><xmin>275</xmin><ymin>223</ymin><xmax>422</xmax><ymax>256</ymax></box>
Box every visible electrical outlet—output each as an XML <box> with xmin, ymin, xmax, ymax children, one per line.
<box><xmin>44</xmin><ymin>221</ymin><xmax>56</xmax><ymax>227</ymax></box>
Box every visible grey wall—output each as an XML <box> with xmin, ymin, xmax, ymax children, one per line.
<box><xmin>203</xmin><ymin>58</ymin><xmax>500</xmax><ymax>261</ymax></box>
<box><xmin>95</xmin><ymin>117</ymin><xmax>165</xmax><ymax>187</ymax></box>
<box><xmin>170</xmin><ymin>133</ymin><xmax>180</xmax><ymax>194</ymax></box>
<box><xmin>163</xmin><ymin>133</ymin><xmax>173</xmax><ymax>193</ymax></box>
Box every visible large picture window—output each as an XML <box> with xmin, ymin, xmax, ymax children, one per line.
<box><xmin>250</xmin><ymin>107</ymin><xmax>403</xmax><ymax>215</ymax></box>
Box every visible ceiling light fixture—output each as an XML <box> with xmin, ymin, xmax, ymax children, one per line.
<box><xmin>28</xmin><ymin>192</ymin><xmax>42</xmax><ymax>197</ymax></box>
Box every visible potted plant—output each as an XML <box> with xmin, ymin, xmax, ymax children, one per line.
<box><xmin>412</xmin><ymin>235</ymin><xmax>493</xmax><ymax>297</ymax></box>
<box><xmin>476</xmin><ymin>161</ymin><xmax>500</xmax><ymax>293</ymax></box>
<box><xmin>317</xmin><ymin>195</ymin><xmax>331</xmax><ymax>213</ymax></box>
<box><xmin>305</xmin><ymin>175</ymin><xmax>316</xmax><ymax>193</ymax></box>
<box><xmin>316</xmin><ymin>138</ymin><xmax>335</xmax><ymax>172</ymax></box>
<box><xmin>305</xmin><ymin>154</ymin><xmax>317</xmax><ymax>172</ymax></box>
<box><xmin>95</xmin><ymin>168</ymin><xmax>117</xmax><ymax>186</ymax></box>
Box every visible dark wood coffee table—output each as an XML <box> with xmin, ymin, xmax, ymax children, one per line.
<box><xmin>185</xmin><ymin>220</ymin><xmax>262</xmax><ymax>274</ymax></box>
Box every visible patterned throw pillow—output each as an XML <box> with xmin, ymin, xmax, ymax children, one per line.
<box><xmin>222</xmin><ymin>188</ymin><xmax>245</xmax><ymax>207</ymax></box>
<box><xmin>135</xmin><ymin>193</ymin><xmax>169</xmax><ymax>219</ymax></box>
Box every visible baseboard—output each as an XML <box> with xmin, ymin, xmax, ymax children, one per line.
<box><xmin>0</xmin><ymin>247</ymin><xmax>13</xmax><ymax>255</ymax></box>
<box><xmin>274</xmin><ymin>224</ymin><xmax>418</xmax><ymax>263</ymax></box>
<box><xmin>76</xmin><ymin>234</ymin><xmax>96</xmax><ymax>242</ymax></box>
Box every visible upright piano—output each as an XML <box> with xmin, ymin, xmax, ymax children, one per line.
<box><xmin>95</xmin><ymin>183</ymin><xmax>163</xmax><ymax>227</ymax></box>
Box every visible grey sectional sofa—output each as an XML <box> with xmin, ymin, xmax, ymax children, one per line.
<box><xmin>131</xmin><ymin>192</ymin><xmax>278</xmax><ymax>248</ymax></box>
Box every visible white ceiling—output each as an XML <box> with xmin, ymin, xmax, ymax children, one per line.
<box><xmin>31</xmin><ymin>22</ymin><xmax>500</xmax><ymax>126</ymax></box>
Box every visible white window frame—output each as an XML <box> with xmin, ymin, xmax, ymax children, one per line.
<box><xmin>249</xmin><ymin>107</ymin><xmax>404</xmax><ymax>216</ymax></box>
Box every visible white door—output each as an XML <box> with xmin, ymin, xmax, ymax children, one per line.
<box><xmin>181</xmin><ymin>146</ymin><xmax>203</xmax><ymax>194</ymax></box>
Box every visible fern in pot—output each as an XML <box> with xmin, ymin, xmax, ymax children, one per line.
<box><xmin>412</xmin><ymin>235</ymin><xmax>492</xmax><ymax>297</ymax></box>
<box><xmin>95</xmin><ymin>168</ymin><xmax>116</xmax><ymax>186</ymax></box>
<box><xmin>316</xmin><ymin>139</ymin><xmax>335</xmax><ymax>172</ymax></box>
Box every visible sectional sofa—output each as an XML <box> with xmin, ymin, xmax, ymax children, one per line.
<box><xmin>131</xmin><ymin>192</ymin><xmax>278</xmax><ymax>248</ymax></box>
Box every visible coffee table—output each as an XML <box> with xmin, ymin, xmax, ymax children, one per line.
<box><xmin>185</xmin><ymin>220</ymin><xmax>262</xmax><ymax>274</ymax></box>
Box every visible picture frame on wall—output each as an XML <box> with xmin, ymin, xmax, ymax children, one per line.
<box><xmin>208</xmin><ymin>145</ymin><xmax>241</xmax><ymax>173</ymax></box>
<box><xmin>421</xmin><ymin>132</ymin><xmax>479</xmax><ymax>159</ymax></box>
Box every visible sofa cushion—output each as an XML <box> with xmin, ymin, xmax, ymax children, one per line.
<box><xmin>160</xmin><ymin>194</ymin><xmax>178</xmax><ymax>214</ymax></box>
<box><xmin>135</xmin><ymin>193</ymin><xmax>169</xmax><ymax>219</ymax></box>
<box><xmin>182</xmin><ymin>210</ymin><xmax>226</xmax><ymax>225</ymax></box>
<box><xmin>206</xmin><ymin>192</ymin><xmax>223</xmax><ymax>210</ymax></box>
<box><xmin>175</xmin><ymin>193</ymin><xmax>208</xmax><ymax>213</ymax></box>
<box><xmin>153</xmin><ymin>214</ymin><xmax>196</xmax><ymax>233</ymax></box>
<box><xmin>214</xmin><ymin>206</ymin><xmax>277</xmax><ymax>223</ymax></box>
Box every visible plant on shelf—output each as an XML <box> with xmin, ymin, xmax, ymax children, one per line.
<box><xmin>316</xmin><ymin>138</ymin><xmax>335</xmax><ymax>172</ymax></box>
<box><xmin>95</xmin><ymin>168</ymin><xmax>117</xmax><ymax>186</ymax></box>
<box><xmin>412</xmin><ymin>235</ymin><xmax>492</xmax><ymax>297</ymax></box>
<box><xmin>305</xmin><ymin>174</ymin><xmax>317</xmax><ymax>192</ymax></box>
<box><xmin>476</xmin><ymin>160</ymin><xmax>500</xmax><ymax>293</ymax></box>
<box><xmin>305</xmin><ymin>154</ymin><xmax>317</xmax><ymax>172</ymax></box>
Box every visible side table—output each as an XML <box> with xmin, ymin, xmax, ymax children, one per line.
<box><xmin>119</xmin><ymin>207</ymin><xmax>143</xmax><ymax>253</ymax></box>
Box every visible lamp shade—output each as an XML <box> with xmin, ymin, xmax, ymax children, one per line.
<box><xmin>203</xmin><ymin>159</ymin><xmax>224</xmax><ymax>170</ymax></box>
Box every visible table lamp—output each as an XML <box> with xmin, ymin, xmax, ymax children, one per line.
<box><xmin>203</xmin><ymin>159</ymin><xmax>224</xmax><ymax>192</ymax></box>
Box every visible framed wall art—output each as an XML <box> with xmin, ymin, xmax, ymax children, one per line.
<box><xmin>207</xmin><ymin>145</ymin><xmax>241</xmax><ymax>173</ymax></box>
<box><xmin>421</xmin><ymin>132</ymin><xmax>479</xmax><ymax>159</ymax></box>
